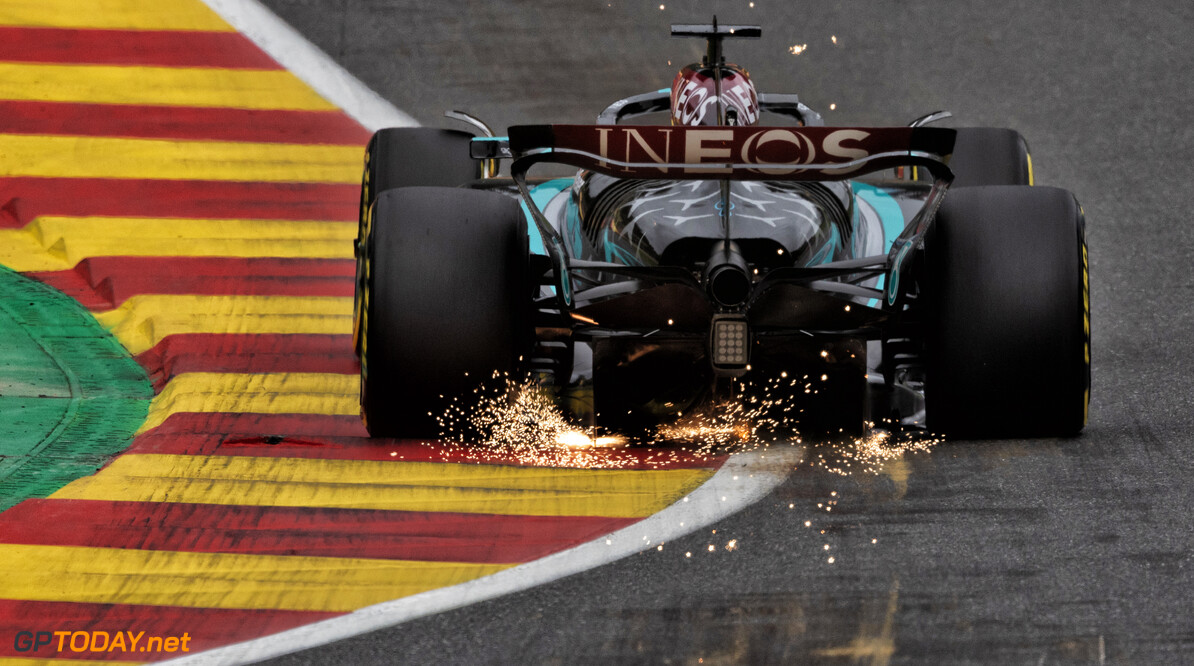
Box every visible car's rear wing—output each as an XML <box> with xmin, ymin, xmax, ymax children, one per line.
<box><xmin>473</xmin><ymin>124</ymin><xmax>955</xmax><ymax>182</ymax></box>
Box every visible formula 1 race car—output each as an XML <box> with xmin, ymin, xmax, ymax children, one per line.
<box><xmin>353</xmin><ymin>21</ymin><xmax>1089</xmax><ymax>441</ymax></box>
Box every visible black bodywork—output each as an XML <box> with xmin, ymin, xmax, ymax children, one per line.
<box><xmin>462</xmin><ymin>109</ymin><xmax>956</xmax><ymax>434</ymax></box>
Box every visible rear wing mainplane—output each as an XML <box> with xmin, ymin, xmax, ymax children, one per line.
<box><xmin>496</xmin><ymin>124</ymin><xmax>954</xmax><ymax>181</ymax></box>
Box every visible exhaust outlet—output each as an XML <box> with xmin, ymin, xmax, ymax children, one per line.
<box><xmin>703</xmin><ymin>240</ymin><xmax>751</xmax><ymax>308</ymax></box>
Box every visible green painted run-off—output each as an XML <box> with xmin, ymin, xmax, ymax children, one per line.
<box><xmin>0</xmin><ymin>265</ymin><xmax>152</xmax><ymax>511</ymax></box>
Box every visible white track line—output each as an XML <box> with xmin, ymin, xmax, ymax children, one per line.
<box><xmin>164</xmin><ymin>446</ymin><xmax>802</xmax><ymax>665</ymax></box>
<box><xmin>200</xmin><ymin>0</ymin><xmax>418</xmax><ymax>130</ymax></box>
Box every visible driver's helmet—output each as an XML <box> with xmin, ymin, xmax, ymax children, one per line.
<box><xmin>670</xmin><ymin>63</ymin><xmax>760</xmax><ymax>126</ymax></box>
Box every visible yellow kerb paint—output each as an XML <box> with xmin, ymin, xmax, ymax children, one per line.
<box><xmin>0</xmin><ymin>62</ymin><xmax>332</xmax><ymax>110</ymax></box>
<box><xmin>0</xmin><ymin>658</ymin><xmax>141</xmax><ymax>666</ymax></box>
<box><xmin>0</xmin><ymin>217</ymin><xmax>354</xmax><ymax>272</ymax></box>
<box><xmin>138</xmin><ymin>372</ymin><xmax>359</xmax><ymax>433</ymax></box>
<box><xmin>0</xmin><ymin>544</ymin><xmax>510</xmax><ymax>612</ymax></box>
<box><xmin>0</xmin><ymin>134</ymin><xmax>360</xmax><ymax>184</ymax></box>
<box><xmin>50</xmin><ymin>454</ymin><xmax>714</xmax><ymax>518</ymax></box>
<box><xmin>0</xmin><ymin>0</ymin><xmax>233</xmax><ymax>31</ymax></box>
<box><xmin>94</xmin><ymin>294</ymin><xmax>353</xmax><ymax>355</ymax></box>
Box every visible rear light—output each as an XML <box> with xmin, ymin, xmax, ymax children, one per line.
<box><xmin>710</xmin><ymin>316</ymin><xmax>750</xmax><ymax>374</ymax></box>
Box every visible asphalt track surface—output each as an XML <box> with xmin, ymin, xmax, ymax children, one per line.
<box><xmin>255</xmin><ymin>1</ymin><xmax>1194</xmax><ymax>664</ymax></box>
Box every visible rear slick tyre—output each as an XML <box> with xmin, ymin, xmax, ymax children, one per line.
<box><xmin>924</xmin><ymin>186</ymin><xmax>1089</xmax><ymax>439</ymax></box>
<box><xmin>354</xmin><ymin>128</ymin><xmax>480</xmax><ymax>357</ymax></box>
<box><xmin>360</xmin><ymin>187</ymin><xmax>529</xmax><ymax>438</ymax></box>
<box><xmin>949</xmin><ymin>128</ymin><xmax>1033</xmax><ymax>187</ymax></box>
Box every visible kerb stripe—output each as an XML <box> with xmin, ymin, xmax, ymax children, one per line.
<box><xmin>0</xmin><ymin>27</ymin><xmax>282</xmax><ymax>68</ymax></box>
<box><xmin>0</xmin><ymin>499</ymin><xmax>637</xmax><ymax>563</ymax></box>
